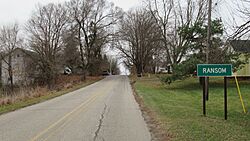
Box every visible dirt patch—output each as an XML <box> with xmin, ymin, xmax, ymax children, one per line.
<box><xmin>131</xmin><ymin>80</ymin><xmax>172</xmax><ymax>141</ymax></box>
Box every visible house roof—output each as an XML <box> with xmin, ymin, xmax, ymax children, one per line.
<box><xmin>15</xmin><ymin>48</ymin><xmax>35</xmax><ymax>56</ymax></box>
<box><xmin>0</xmin><ymin>48</ymin><xmax>36</xmax><ymax>60</ymax></box>
<box><xmin>230</xmin><ymin>40</ymin><xmax>250</xmax><ymax>53</ymax></box>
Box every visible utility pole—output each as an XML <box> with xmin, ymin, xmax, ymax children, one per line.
<box><xmin>205</xmin><ymin>0</ymin><xmax>212</xmax><ymax>102</ymax></box>
<box><xmin>109</xmin><ymin>55</ymin><xmax>113</xmax><ymax>75</ymax></box>
<box><xmin>207</xmin><ymin>1</ymin><xmax>212</xmax><ymax>63</ymax></box>
<box><xmin>110</xmin><ymin>60</ymin><xmax>112</xmax><ymax>75</ymax></box>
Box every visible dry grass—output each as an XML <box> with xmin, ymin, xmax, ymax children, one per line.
<box><xmin>0</xmin><ymin>75</ymin><xmax>102</xmax><ymax>109</ymax></box>
<box><xmin>55</xmin><ymin>75</ymin><xmax>83</xmax><ymax>89</ymax></box>
<box><xmin>0</xmin><ymin>87</ymin><xmax>48</xmax><ymax>106</ymax></box>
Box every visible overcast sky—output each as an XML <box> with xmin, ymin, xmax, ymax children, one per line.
<box><xmin>0</xmin><ymin>0</ymin><xmax>246</xmax><ymax>30</ymax></box>
<box><xmin>0</xmin><ymin>0</ymin><xmax>141</xmax><ymax>26</ymax></box>
<box><xmin>0</xmin><ymin>0</ymin><xmax>246</xmax><ymax>28</ymax></box>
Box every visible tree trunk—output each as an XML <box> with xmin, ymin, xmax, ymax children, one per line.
<box><xmin>80</xmin><ymin>68</ymin><xmax>86</xmax><ymax>81</ymax></box>
<box><xmin>136</xmin><ymin>64</ymin><xmax>142</xmax><ymax>77</ymax></box>
<box><xmin>8</xmin><ymin>55</ymin><xmax>14</xmax><ymax>92</ymax></box>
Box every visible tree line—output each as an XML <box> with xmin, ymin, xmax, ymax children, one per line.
<box><xmin>0</xmin><ymin>0</ymin><xmax>122</xmax><ymax>89</ymax></box>
<box><xmin>116</xmin><ymin>0</ymin><xmax>250</xmax><ymax>80</ymax></box>
<box><xmin>0</xmin><ymin>0</ymin><xmax>249</xmax><ymax>89</ymax></box>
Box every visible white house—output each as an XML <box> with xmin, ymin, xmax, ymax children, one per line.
<box><xmin>1</xmin><ymin>48</ymin><xmax>35</xmax><ymax>86</ymax></box>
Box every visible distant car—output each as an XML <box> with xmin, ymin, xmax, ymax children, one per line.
<box><xmin>137</xmin><ymin>73</ymin><xmax>142</xmax><ymax>77</ymax></box>
<box><xmin>64</xmin><ymin>67</ymin><xmax>72</xmax><ymax>75</ymax></box>
<box><xmin>193</xmin><ymin>70</ymin><xmax>197</xmax><ymax>76</ymax></box>
<box><xmin>102</xmin><ymin>71</ymin><xmax>110</xmax><ymax>76</ymax></box>
<box><xmin>159</xmin><ymin>68</ymin><xmax>168</xmax><ymax>74</ymax></box>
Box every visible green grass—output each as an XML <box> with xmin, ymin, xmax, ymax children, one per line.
<box><xmin>0</xmin><ymin>78</ymin><xmax>101</xmax><ymax>115</ymax></box>
<box><xmin>134</xmin><ymin>76</ymin><xmax>250</xmax><ymax>141</ymax></box>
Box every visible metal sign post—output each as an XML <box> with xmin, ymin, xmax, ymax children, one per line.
<box><xmin>224</xmin><ymin>77</ymin><xmax>227</xmax><ymax>120</ymax></box>
<box><xmin>202</xmin><ymin>77</ymin><xmax>206</xmax><ymax>116</ymax></box>
<box><xmin>197</xmin><ymin>64</ymin><xmax>232</xmax><ymax>120</ymax></box>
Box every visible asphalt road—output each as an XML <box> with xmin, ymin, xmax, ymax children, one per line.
<box><xmin>0</xmin><ymin>76</ymin><xmax>151</xmax><ymax>141</ymax></box>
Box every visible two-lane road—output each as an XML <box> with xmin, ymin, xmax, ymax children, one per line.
<box><xmin>0</xmin><ymin>76</ymin><xmax>151</xmax><ymax>141</ymax></box>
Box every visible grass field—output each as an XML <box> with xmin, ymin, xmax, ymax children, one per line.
<box><xmin>134</xmin><ymin>76</ymin><xmax>250</xmax><ymax>141</ymax></box>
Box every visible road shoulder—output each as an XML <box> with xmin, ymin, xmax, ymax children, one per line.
<box><xmin>130</xmin><ymin>79</ymin><xmax>172</xmax><ymax>141</ymax></box>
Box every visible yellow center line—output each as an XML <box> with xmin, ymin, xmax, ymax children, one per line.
<box><xmin>29</xmin><ymin>92</ymin><xmax>101</xmax><ymax>141</ymax></box>
<box><xmin>42</xmin><ymin>94</ymin><xmax>101</xmax><ymax>141</ymax></box>
<box><xmin>29</xmin><ymin>81</ymin><xmax>113</xmax><ymax>141</ymax></box>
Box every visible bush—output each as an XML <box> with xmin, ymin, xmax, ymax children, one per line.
<box><xmin>159</xmin><ymin>75</ymin><xmax>182</xmax><ymax>85</ymax></box>
<box><xmin>159</xmin><ymin>57</ymin><xmax>202</xmax><ymax>85</ymax></box>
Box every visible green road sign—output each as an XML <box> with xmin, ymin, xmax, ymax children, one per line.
<box><xmin>197</xmin><ymin>64</ymin><xmax>232</xmax><ymax>77</ymax></box>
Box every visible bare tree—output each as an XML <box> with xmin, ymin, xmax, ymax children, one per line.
<box><xmin>117</xmin><ymin>8</ymin><xmax>162</xmax><ymax>75</ymax></box>
<box><xmin>148</xmin><ymin>0</ymin><xmax>207</xmax><ymax>68</ymax></box>
<box><xmin>230</xmin><ymin>0</ymin><xmax>250</xmax><ymax>39</ymax></box>
<box><xmin>26</xmin><ymin>3</ymin><xmax>68</xmax><ymax>88</ymax></box>
<box><xmin>67</xmin><ymin>0</ymin><xmax>122</xmax><ymax>78</ymax></box>
<box><xmin>62</xmin><ymin>26</ymin><xmax>81</xmax><ymax>73</ymax></box>
<box><xmin>107</xmin><ymin>56</ymin><xmax>120</xmax><ymax>75</ymax></box>
<box><xmin>0</xmin><ymin>23</ymin><xmax>23</xmax><ymax>90</ymax></box>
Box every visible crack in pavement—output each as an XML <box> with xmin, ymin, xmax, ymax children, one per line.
<box><xmin>93</xmin><ymin>104</ymin><xmax>107</xmax><ymax>141</ymax></box>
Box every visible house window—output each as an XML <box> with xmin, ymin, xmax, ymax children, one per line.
<box><xmin>17</xmin><ymin>54</ymin><xmax>20</xmax><ymax>57</ymax></box>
